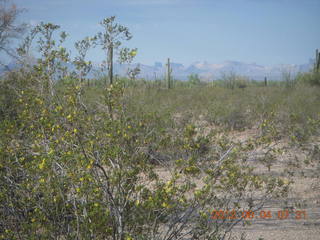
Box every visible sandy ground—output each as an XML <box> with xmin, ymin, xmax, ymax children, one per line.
<box><xmin>168</xmin><ymin>116</ymin><xmax>320</xmax><ymax>239</ymax></box>
<box><xmin>229</xmin><ymin>130</ymin><xmax>320</xmax><ymax>239</ymax></box>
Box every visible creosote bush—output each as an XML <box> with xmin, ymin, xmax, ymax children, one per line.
<box><xmin>0</xmin><ymin>73</ymin><xmax>289</xmax><ymax>239</ymax></box>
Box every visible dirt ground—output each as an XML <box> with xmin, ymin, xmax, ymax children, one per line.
<box><xmin>228</xmin><ymin>128</ymin><xmax>320</xmax><ymax>240</ymax></box>
<box><xmin>171</xmin><ymin>116</ymin><xmax>320</xmax><ymax>240</ymax></box>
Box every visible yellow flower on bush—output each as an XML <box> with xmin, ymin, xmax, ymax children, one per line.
<box><xmin>162</xmin><ymin>202</ymin><xmax>169</xmax><ymax>208</ymax></box>
<box><xmin>165</xmin><ymin>187</ymin><xmax>173</xmax><ymax>194</ymax></box>
<box><xmin>48</xmin><ymin>148</ymin><xmax>54</xmax><ymax>155</ymax></box>
<box><xmin>194</xmin><ymin>190</ymin><xmax>202</xmax><ymax>198</ymax></box>
<box><xmin>164</xmin><ymin>181</ymin><xmax>173</xmax><ymax>194</ymax></box>
<box><xmin>86</xmin><ymin>159</ymin><xmax>94</xmax><ymax>169</ymax></box>
<box><xmin>130</xmin><ymin>50</ymin><xmax>137</xmax><ymax>57</ymax></box>
<box><xmin>86</xmin><ymin>164</ymin><xmax>92</xmax><ymax>169</ymax></box>
<box><xmin>55</xmin><ymin>105</ymin><xmax>62</xmax><ymax>111</ymax></box>
<box><xmin>283</xmin><ymin>178</ymin><xmax>289</xmax><ymax>185</ymax></box>
<box><xmin>38</xmin><ymin>159</ymin><xmax>46</xmax><ymax>170</ymax></box>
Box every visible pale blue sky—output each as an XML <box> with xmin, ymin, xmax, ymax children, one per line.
<box><xmin>14</xmin><ymin>0</ymin><xmax>320</xmax><ymax>66</ymax></box>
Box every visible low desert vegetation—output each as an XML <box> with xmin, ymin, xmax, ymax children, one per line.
<box><xmin>0</xmin><ymin>3</ymin><xmax>320</xmax><ymax>240</ymax></box>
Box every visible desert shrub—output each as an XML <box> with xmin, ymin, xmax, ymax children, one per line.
<box><xmin>281</xmin><ymin>70</ymin><xmax>297</xmax><ymax>89</ymax></box>
<box><xmin>1</xmin><ymin>71</ymin><xmax>291</xmax><ymax>239</ymax></box>
<box><xmin>0</xmin><ymin>69</ymin><xmax>40</xmax><ymax>121</ymax></box>
<box><xmin>125</xmin><ymin>82</ymin><xmax>320</xmax><ymax>146</ymax></box>
<box><xmin>188</xmin><ymin>73</ymin><xmax>201</xmax><ymax>85</ymax></box>
<box><xmin>296</xmin><ymin>71</ymin><xmax>320</xmax><ymax>86</ymax></box>
<box><xmin>218</xmin><ymin>72</ymin><xmax>249</xmax><ymax>90</ymax></box>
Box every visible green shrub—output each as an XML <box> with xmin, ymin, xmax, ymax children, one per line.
<box><xmin>296</xmin><ymin>71</ymin><xmax>320</xmax><ymax>86</ymax></box>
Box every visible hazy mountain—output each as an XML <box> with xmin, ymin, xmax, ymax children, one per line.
<box><xmin>107</xmin><ymin>60</ymin><xmax>314</xmax><ymax>81</ymax></box>
<box><xmin>1</xmin><ymin>59</ymin><xmax>314</xmax><ymax>81</ymax></box>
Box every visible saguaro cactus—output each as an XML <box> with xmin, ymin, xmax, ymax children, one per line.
<box><xmin>264</xmin><ymin>76</ymin><xmax>267</xmax><ymax>86</ymax></box>
<box><xmin>315</xmin><ymin>49</ymin><xmax>320</xmax><ymax>73</ymax></box>
<box><xmin>166</xmin><ymin>58</ymin><xmax>173</xmax><ymax>89</ymax></box>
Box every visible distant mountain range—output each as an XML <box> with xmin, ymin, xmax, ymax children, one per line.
<box><xmin>1</xmin><ymin>59</ymin><xmax>315</xmax><ymax>81</ymax></box>
<box><xmin>108</xmin><ymin>59</ymin><xmax>314</xmax><ymax>81</ymax></box>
